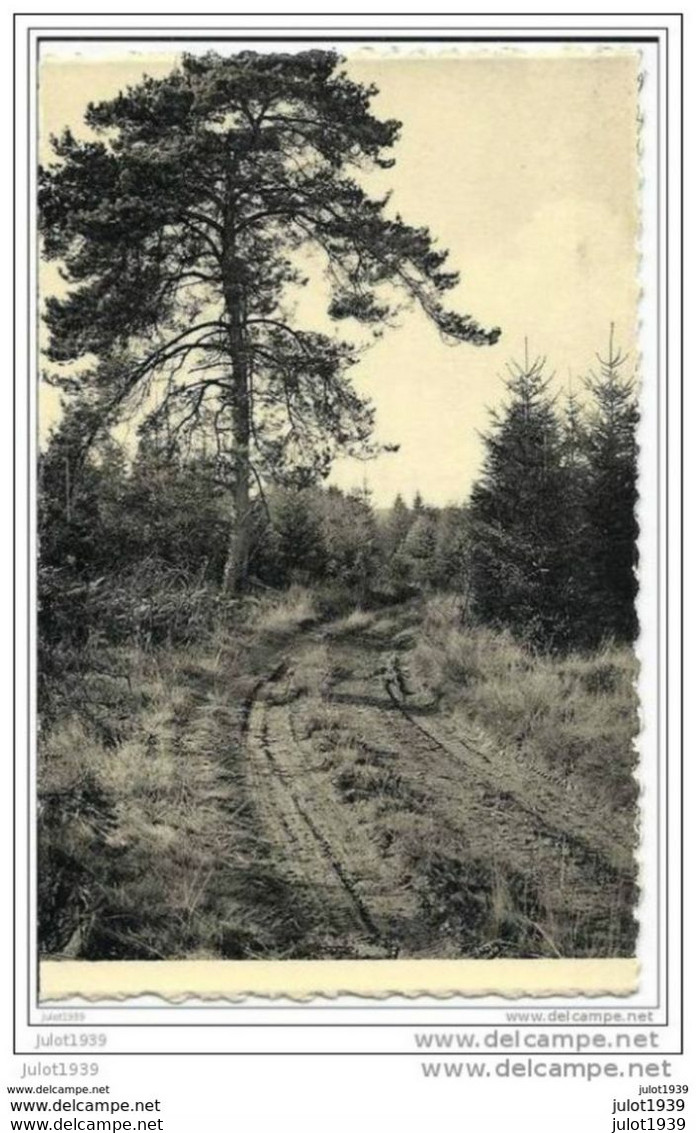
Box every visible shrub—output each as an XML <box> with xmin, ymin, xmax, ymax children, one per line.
<box><xmin>39</xmin><ymin>558</ymin><xmax>239</xmax><ymax>651</ymax></box>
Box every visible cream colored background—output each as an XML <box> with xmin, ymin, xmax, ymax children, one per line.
<box><xmin>38</xmin><ymin>47</ymin><xmax>641</xmax><ymax>1000</ymax></box>
<box><xmin>39</xmin><ymin>48</ymin><xmax>640</xmax><ymax>507</ymax></box>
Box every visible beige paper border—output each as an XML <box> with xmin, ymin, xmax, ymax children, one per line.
<box><xmin>40</xmin><ymin>959</ymin><xmax>639</xmax><ymax>1002</ymax></box>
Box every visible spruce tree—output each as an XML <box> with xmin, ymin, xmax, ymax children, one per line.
<box><xmin>383</xmin><ymin>494</ymin><xmax>412</xmax><ymax>556</ymax></box>
<box><xmin>432</xmin><ymin>506</ymin><xmax>470</xmax><ymax>593</ymax></box>
<box><xmin>402</xmin><ymin>511</ymin><xmax>438</xmax><ymax>590</ymax></box>
<box><xmin>123</xmin><ymin>440</ymin><xmax>230</xmax><ymax>579</ymax></box>
<box><xmin>39</xmin><ymin>404</ymin><xmax>129</xmax><ymax>577</ymax></box>
<box><xmin>558</xmin><ymin>385</ymin><xmax>592</xmax><ymax>640</ymax></box>
<box><xmin>321</xmin><ymin>487</ymin><xmax>380</xmax><ymax>601</ymax></box>
<box><xmin>268</xmin><ymin>487</ymin><xmax>326</xmax><ymax>586</ymax></box>
<box><xmin>469</xmin><ymin>348</ymin><xmax>571</xmax><ymax>647</ymax></box>
<box><xmin>582</xmin><ymin>328</ymin><xmax>639</xmax><ymax>643</ymax></box>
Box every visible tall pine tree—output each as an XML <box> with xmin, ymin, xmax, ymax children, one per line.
<box><xmin>39</xmin><ymin>50</ymin><xmax>499</xmax><ymax>592</ymax></box>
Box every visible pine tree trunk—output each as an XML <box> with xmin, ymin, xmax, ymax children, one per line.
<box><xmin>222</xmin><ymin>373</ymin><xmax>251</xmax><ymax>593</ymax></box>
<box><xmin>221</xmin><ymin>236</ymin><xmax>252</xmax><ymax>594</ymax></box>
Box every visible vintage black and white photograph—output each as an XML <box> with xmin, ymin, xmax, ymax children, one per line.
<box><xmin>36</xmin><ymin>42</ymin><xmax>643</xmax><ymax>983</ymax></box>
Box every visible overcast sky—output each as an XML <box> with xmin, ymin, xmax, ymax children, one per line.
<box><xmin>39</xmin><ymin>46</ymin><xmax>640</xmax><ymax>506</ymax></box>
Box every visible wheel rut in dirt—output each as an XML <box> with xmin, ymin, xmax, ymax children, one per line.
<box><xmin>243</xmin><ymin>645</ymin><xmax>422</xmax><ymax>956</ymax></box>
<box><xmin>383</xmin><ymin>681</ymin><xmax>634</xmax><ymax>888</ymax></box>
<box><xmin>321</xmin><ymin>629</ymin><xmax>636</xmax><ymax>926</ymax></box>
<box><xmin>239</xmin><ymin>613</ymin><xmax>635</xmax><ymax>957</ymax></box>
<box><xmin>247</xmin><ymin>690</ymin><xmax>381</xmax><ymax>944</ymax></box>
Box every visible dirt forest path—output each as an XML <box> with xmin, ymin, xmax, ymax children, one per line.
<box><xmin>245</xmin><ymin>661</ymin><xmax>392</xmax><ymax>955</ymax></box>
<box><xmin>244</xmin><ymin>637</ymin><xmax>422</xmax><ymax>958</ymax></box>
<box><xmin>241</xmin><ymin>608</ymin><xmax>636</xmax><ymax>959</ymax></box>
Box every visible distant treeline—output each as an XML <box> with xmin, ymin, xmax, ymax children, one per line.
<box><xmin>39</xmin><ymin>436</ymin><xmax>470</xmax><ymax>609</ymax></box>
<box><xmin>39</xmin><ymin>336</ymin><xmax>638</xmax><ymax>653</ymax></box>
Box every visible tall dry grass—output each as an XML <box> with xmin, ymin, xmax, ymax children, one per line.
<box><xmin>411</xmin><ymin>594</ymin><xmax>639</xmax><ymax>808</ymax></box>
<box><xmin>38</xmin><ymin>610</ymin><xmax>320</xmax><ymax>959</ymax></box>
<box><xmin>246</xmin><ymin>585</ymin><xmax>318</xmax><ymax>636</ymax></box>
